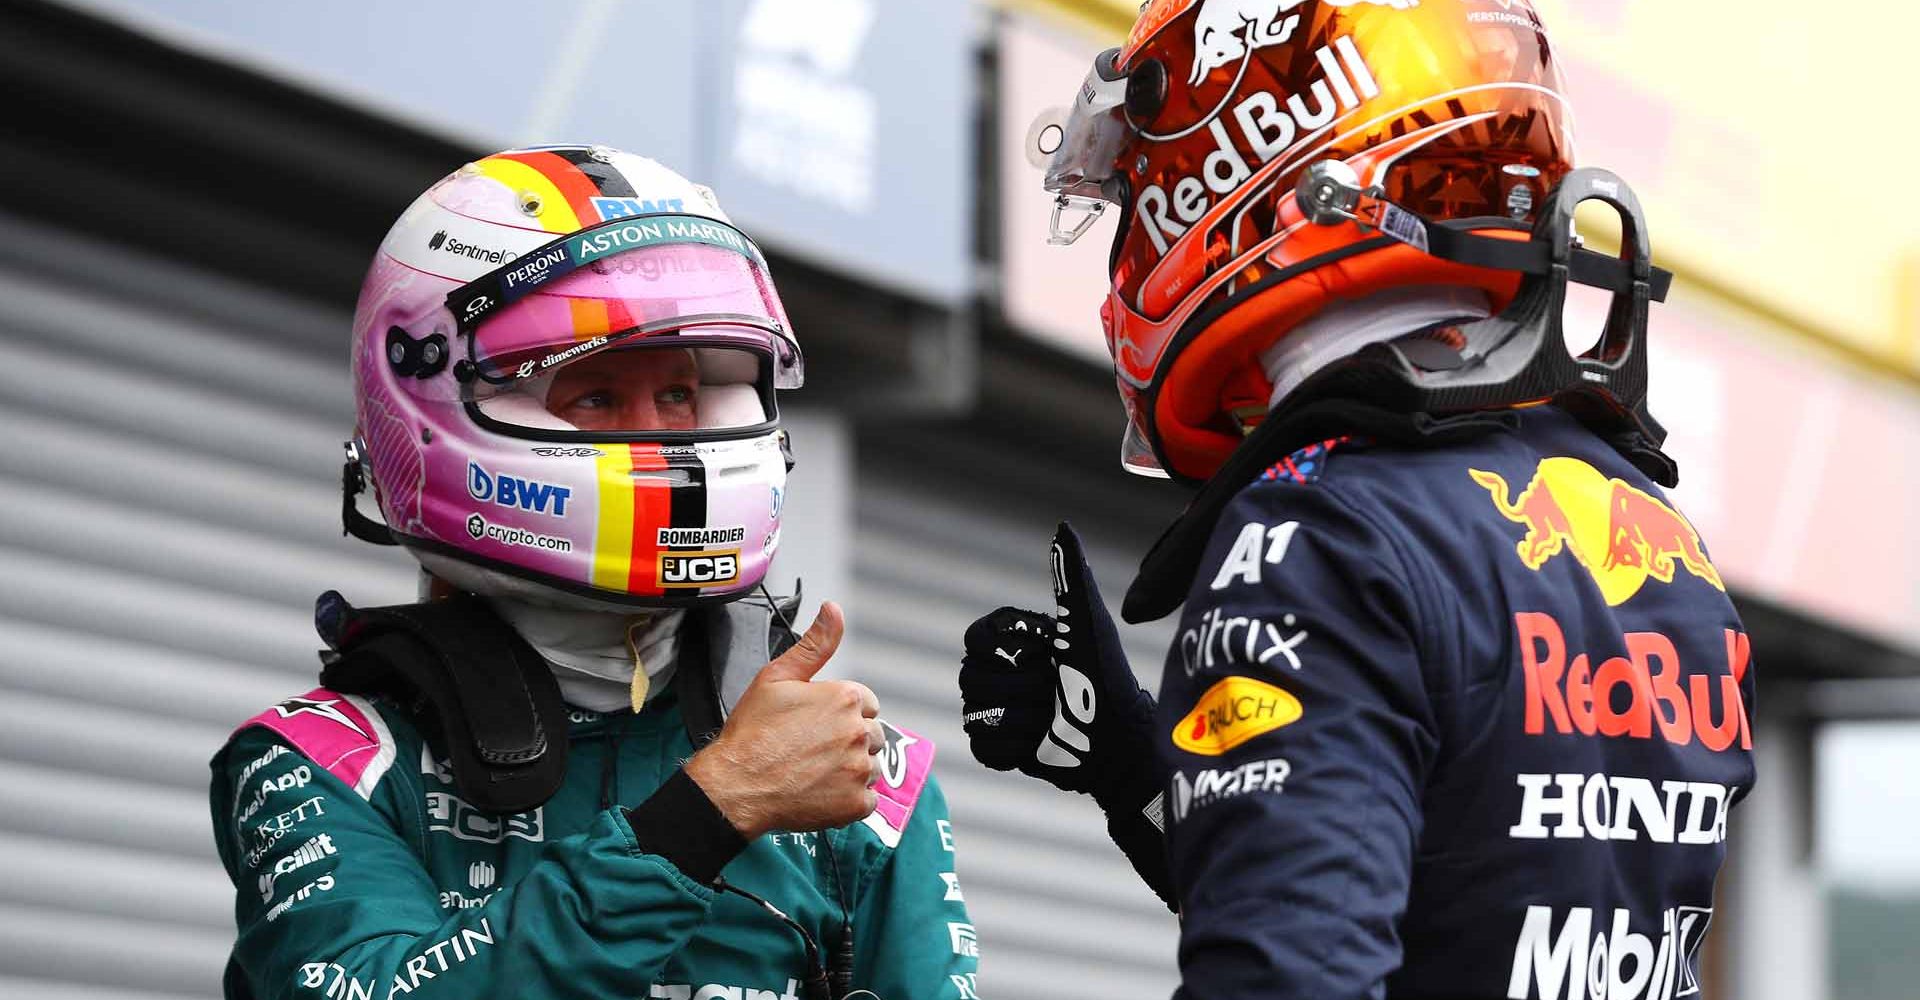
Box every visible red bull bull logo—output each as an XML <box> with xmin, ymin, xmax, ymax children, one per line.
<box><xmin>1469</xmin><ymin>458</ymin><xmax>1724</xmax><ymax>606</ymax></box>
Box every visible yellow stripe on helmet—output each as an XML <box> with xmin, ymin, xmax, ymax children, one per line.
<box><xmin>591</xmin><ymin>446</ymin><xmax>635</xmax><ymax>592</ymax></box>
<box><xmin>471</xmin><ymin>156</ymin><xmax>583</xmax><ymax>234</ymax></box>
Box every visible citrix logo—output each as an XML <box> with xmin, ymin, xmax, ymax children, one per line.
<box><xmin>467</xmin><ymin>461</ymin><xmax>571</xmax><ymax>516</ymax></box>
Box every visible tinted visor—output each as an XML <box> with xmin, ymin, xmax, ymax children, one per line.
<box><xmin>448</xmin><ymin>214</ymin><xmax>802</xmax><ymax>390</ymax></box>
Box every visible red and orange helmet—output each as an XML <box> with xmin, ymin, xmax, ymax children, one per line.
<box><xmin>1035</xmin><ymin>0</ymin><xmax>1574</xmax><ymax>481</ymax></box>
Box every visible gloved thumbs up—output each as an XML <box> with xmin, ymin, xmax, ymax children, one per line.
<box><xmin>960</xmin><ymin>523</ymin><xmax>1156</xmax><ymax>798</ymax></box>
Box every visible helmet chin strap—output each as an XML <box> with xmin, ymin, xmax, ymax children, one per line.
<box><xmin>1261</xmin><ymin>285</ymin><xmax>1492</xmax><ymax>411</ymax></box>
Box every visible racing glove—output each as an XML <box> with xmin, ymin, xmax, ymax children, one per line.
<box><xmin>959</xmin><ymin>522</ymin><xmax>1175</xmax><ymax>909</ymax></box>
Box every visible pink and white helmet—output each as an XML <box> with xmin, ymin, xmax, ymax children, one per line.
<box><xmin>348</xmin><ymin>145</ymin><xmax>801</xmax><ymax>607</ymax></box>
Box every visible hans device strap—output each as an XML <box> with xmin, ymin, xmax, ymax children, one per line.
<box><xmin>315</xmin><ymin>590</ymin><xmax>568</xmax><ymax>814</ymax></box>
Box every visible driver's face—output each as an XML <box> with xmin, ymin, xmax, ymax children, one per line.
<box><xmin>545</xmin><ymin>347</ymin><xmax>700</xmax><ymax>432</ymax></box>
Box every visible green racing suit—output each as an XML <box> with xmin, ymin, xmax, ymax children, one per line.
<box><xmin>208</xmin><ymin>681</ymin><xmax>978</xmax><ymax>1000</ymax></box>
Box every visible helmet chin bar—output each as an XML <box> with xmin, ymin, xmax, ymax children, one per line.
<box><xmin>1284</xmin><ymin>163</ymin><xmax>1679</xmax><ymax>487</ymax></box>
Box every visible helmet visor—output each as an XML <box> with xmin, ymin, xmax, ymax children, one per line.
<box><xmin>1031</xmin><ymin>48</ymin><xmax>1131</xmax><ymax>204</ymax></box>
<box><xmin>448</xmin><ymin>214</ymin><xmax>802</xmax><ymax>390</ymax></box>
<box><xmin>473</xmin><ymin>342</ymin><xmax>774</xmax><ymax>437</ymax></box>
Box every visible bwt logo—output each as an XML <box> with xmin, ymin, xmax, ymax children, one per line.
<box><xmin>658</xmin><ymin>550</ymin><xmax>741</xmax><ymax>588</ymax></box>
<box><xmin>591</xmin><ymin>196</ymin><xmax>686</xmax><ymax>220</ymax></box>
<box><xmin>467</xmin><ymin>461</ymin><xmax>571</xmax><ymax>516</ymax></box>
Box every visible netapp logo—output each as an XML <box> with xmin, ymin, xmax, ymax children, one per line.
<box><xmin>658</xmin><ymin>525</ymin><xmax>748</xmax><ymax>547</ymax></box>
<box><xmin>428</xmin><ymin>230</ymin><xmax>514</xmax><ymax>265</ymax></box>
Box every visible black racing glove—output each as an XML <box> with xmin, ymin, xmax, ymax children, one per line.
<box><xmin>959</xmin><ymin>522</ymin><xmax>1174</xmax><ymax>909</ymax></box>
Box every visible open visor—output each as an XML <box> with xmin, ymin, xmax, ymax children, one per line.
<box><xmin>472</xmin><ymin>340</ymin><xmax>775</xmax><ymax>438</ymax></box>
<box><xmin>447</xmin><ymin>214</ymin><xmax>802</xmax><ymax>393</ymax></box>
<box><xmin>1030</xmin><ymin>48</ymin><xmax>1130</xmax><ymax>204</ymax></box>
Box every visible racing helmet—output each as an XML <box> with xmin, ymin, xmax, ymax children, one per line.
<box><xmin>348</xmin><ymin>146</ymin><xmax>802</xmax><ymax>608</ymax></box>
<box><xmin>1034</xmin><ymin>0</ymin><xmax>1573</xmax><ymax>481</ymax></box>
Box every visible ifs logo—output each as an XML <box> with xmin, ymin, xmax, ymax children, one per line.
<box><xmin>1470</xmin><ymin>458</ymin><xmax>1723</xmax><ymax>606</ymax></box>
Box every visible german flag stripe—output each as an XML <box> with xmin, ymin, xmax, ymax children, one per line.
<box><xmin>545</xmin><ymin>148</ymin><xmax>639</xmax><ymax>199</ymax></box>
<box><xmin>471</xmin><ymin>155</ymin><xmax>583</xmax><ymax>234</ymax></box>
<box><xmin>590</xmin><ymin>446</ymin><xmax>635</xmax><ymax>592</ymax></box>
<box><xmin>665</xmin><ymin>450</ymin><xmax>707</xmax><ymax>532</ymax></box>
<box><xmin>493</xmin><ymin>151</ymin><xmax>602</xmax><ymax>228</ymax></box>
<box><xmin>627</xmin><ymin>446</ymin><xmax>671</xmax><ymax>595</ymax></box>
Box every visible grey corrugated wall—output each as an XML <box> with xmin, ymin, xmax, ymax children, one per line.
<box><xmin>0</xmin><ymin>213</ymin><xmax>1184</xmax><ymax>999</ymax></box>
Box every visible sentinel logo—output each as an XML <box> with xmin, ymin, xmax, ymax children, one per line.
<box><xmin>427</xmin><ymin>229</ymin><xmax>514</xmax><ymax>264</ymax></box>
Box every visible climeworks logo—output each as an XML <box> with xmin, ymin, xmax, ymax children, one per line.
<box><xmin>1509</xmin><ymin>904</ymin><xmax>1711</xmax><ymax>1000</ymax></box>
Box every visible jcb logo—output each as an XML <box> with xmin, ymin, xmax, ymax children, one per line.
<box><xmin>658</xmin><ymin>550</ymin><xmax>741</xmax><ymax>588</ymax></box>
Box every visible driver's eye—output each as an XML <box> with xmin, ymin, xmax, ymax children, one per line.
<box><xmin>573</xmin><ymin>390</ymin><xmax>614</xmax><ymax>410</ymax></box>
<box><xmin>659</xmin><ymin>385</ymin><xmax>694</xmax><ymax>405</ymax></box>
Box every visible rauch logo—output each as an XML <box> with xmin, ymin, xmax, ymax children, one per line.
<box><xmin>1172</xmin><ymin>675</ymin><xmax>1303</xmax><ymax>755</ymax></box>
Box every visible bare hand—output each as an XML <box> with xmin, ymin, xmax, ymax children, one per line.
<box><xmin>685</xmin><ymin>601</ymin><xmax>883</xmax><ymax>838</ymax></box>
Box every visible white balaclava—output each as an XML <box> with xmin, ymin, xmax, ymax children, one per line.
<box><xmin>1261</xmin><ymin>285</ymin><xmax>1492</xmax><ymax>411</ymax></box>
<box><xmin>489</xmin><ymin>598</ymin><xmax>686</xmax><ymax>714</ymax></box>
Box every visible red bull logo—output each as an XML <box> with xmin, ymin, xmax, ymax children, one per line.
<box><xmin>1469</xmin><ymin>458</ymin><xmax>1724</xmax><ymax>606</ymax></box>
<box><xmin>1516</xmin><ymin>612</ymin><xmax>1752</xmax><ymax>752</ymax></box>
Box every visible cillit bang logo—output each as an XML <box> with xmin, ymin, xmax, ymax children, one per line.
<box><xmin>467</xmin><ymin>461</ymin><xmax>571</xmax><ymax>516</ymax></box>
<box><xmin>658</xmin><ymin>549</ymin><xmax>741</xmax><ymax>588</ymax></box>
<box><xmin>1172</xmin><ymin>675</ymin><xmax>1303</xmax><ymax>755</ymax></box>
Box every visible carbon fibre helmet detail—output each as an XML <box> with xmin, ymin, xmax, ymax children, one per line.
<box><xmin>1033</xmin><ymin>0</ymin><xmax>1577</xmax><ymax>481</ymax></box>
<box><xmin>347</xmin><ymin>146</ymin><xmax>801</xmax><ymax>608</ymax></box>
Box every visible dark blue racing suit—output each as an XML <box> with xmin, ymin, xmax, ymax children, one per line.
<box><xmin>1158</xmin><ymin>405</ymin><xmax>1754</xmax><ymax>1000</ymax></box>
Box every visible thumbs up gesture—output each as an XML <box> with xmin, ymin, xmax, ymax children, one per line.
<box><xmin>686</xmin><ymin>601</ymin><xmax>886</xmax><ymax>838</ymax></box>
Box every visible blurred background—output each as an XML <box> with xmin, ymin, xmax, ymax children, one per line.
<box><xmin>0</xmin><ymin>1</ymin><xmax>1916</xmax><ymax>998</ymax></box>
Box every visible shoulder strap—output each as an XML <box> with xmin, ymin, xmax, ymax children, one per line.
<box><xmin>313</xmin><ymin>590</ymin><xmax>568</xmax><ymax>815</ymax></box>
<box><xmin>233</xmin><ymin>687</ymin><xmax>397</xmax><ymax>800</ymax></box>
